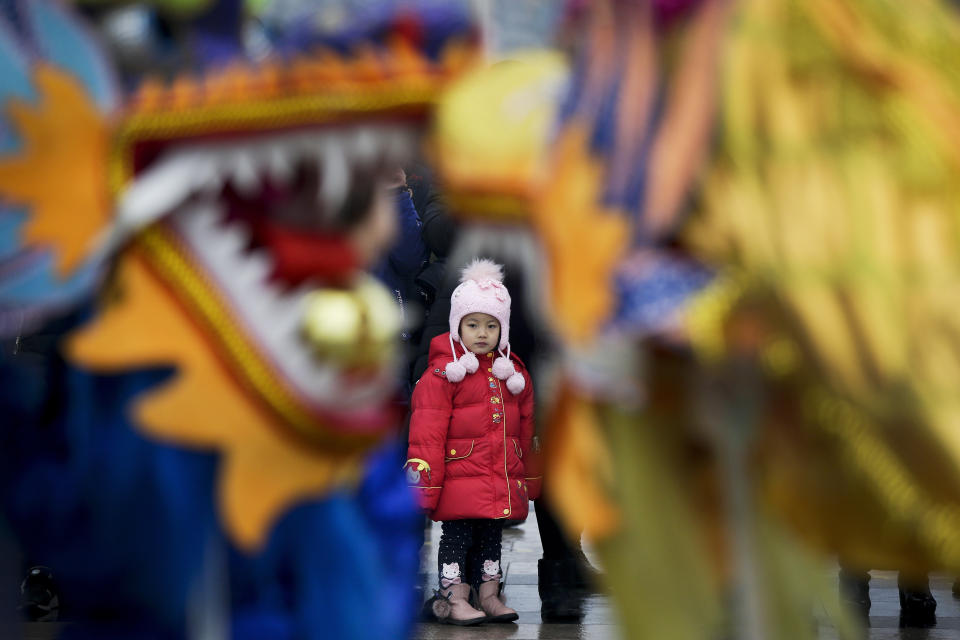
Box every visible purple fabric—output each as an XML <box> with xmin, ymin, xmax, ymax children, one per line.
<box><xmin>191</xmin><ymin>0</ymin><xmax>244</xmax><ymax>64</ymax></box>
<box><xmin>654</xmin><ymin>0</ymin><xmax>704</xmax><ymax>24</ymax></box>
<box><xmin>610</xmin><ymin>250</ymin><xmax>713</xmax><ymax>336</ymax></box>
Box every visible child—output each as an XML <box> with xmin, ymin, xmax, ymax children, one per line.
<box><xmin>406</xmin><ymin>258</ymin><xmax>540</xmax><ymax>625</ymax></box>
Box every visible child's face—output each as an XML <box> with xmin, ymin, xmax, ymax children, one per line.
<box><xmin>459</xmin><ymin>313</ymin><xmax>500</xmax><ymax>355</ymax></box>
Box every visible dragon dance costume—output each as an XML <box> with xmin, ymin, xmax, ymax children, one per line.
<box><xmin>427</xmin><ymin>0</ymin><xmax>960</xmax><ymax>638</ymax></box>
<box><xmin>7</xmin><ymin>0</ymin><xmax>960</xmax><ymax>638</ymax></box>
<box><xmin>0</xmin><ymin>1</ymin><xmax>478</xmax><ymax>637</ymax></box>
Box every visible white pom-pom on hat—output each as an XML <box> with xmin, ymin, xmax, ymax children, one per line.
<box><xmin>506</xmin><ymin>371</ymin><xmax>525</xmax><ymax>395</ymax></box>
<box><xmin>492</xmin><ymin>356</ymin><xmax>514</xmax><ymax>380</ymax></box>
<box><xmin>459</xmin><ymin>258</ymin><xmax>504</xmax><ymax>285</ymax></box>
<box><xmin>445</xmin><ymin>359</ymin><xmax>467</xmax><ymax>382</ymax></box>
<box><xmin>444</xmin><ymin>333</ymin><xmax>478</xmax><ymax>383</ymax></box>
<box><xmin>460</xmin><ymin>350</ymin><xmax>479</xmax><ymax>374</ymax></box>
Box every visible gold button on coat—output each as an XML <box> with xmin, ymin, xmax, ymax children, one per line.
<box><xmin>450</xmin><ymin>449</ymin><xmax>456</xmax><ymax>455</ymax></box>
<box><xmin>503</xmin><ymin>509</ymin><xmax>509</xmax><ymax>515</ymax></box>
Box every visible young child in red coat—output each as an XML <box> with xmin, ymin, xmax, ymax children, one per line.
<box><xmin>406</xmin><ymin>258</ymin><xmax>540</xmax><ymax>625</ymax></box>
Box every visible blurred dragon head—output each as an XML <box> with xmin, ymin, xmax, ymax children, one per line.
<box><xmin>0</xmin><ymin>0</ymin><xmax>481</xmax><ymax>549</ymax></box>
<box><xmin>0</xmin><ymin>0</ymin><xmax>477</xmax><ymax>336</ymax></box>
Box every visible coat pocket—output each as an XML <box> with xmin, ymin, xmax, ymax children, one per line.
<box><xmin>512</xmin><ymin>439</ymin><xmax>523</xmax><ymax>459</ymax></box>
<box><xmin>444</xmin><ymin>439</ymin><xmax>475</xmax><ymax>461</ymax></box>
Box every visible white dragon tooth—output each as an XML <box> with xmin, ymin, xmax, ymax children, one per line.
<box><xmin>319</xmin><ymin>136</ymin><xmax>349</xmax><ymax>220</ymax></box>
<box><xmin>207</xmin><ymin>222</ymin><xmax>248</xmax><ymax>265</ymax></box>
<box><xmin>243</xmin><ymin>291</ymin><xmax>275</xmax><ymax>328</ymax></box>
<box><xmin>240</xmin><ymin>249</ymin><xmax>272</xmax><ymax>285</ymax></box>
<box><xmin>195</xmin><ymin>154</ymin><xmax>225</xmax><ymax>197</ymax></box>
<box><xmin>229</xmin><ymin>150</ymin><xmax>261</xmax><ymax>197</ymax></box>
<box><xmin>178</xmin><ymin>200</ymin><xmax>221</xmax><ymax>236</ymax></box>
<box><xmin>349</xmin><ymin>126</ymin><xmax>380</xmax><ymax>166</ymax></box>
<box><xmin>383</xmin><ymin>126</ymin><xmax>416</xmax><ymax>164</ymax></box>
<box><xmin>228</xmin><ymin>252</ymin><xmax>279</xmax><ymax>321</ymax></box>
<box><xmin>265</xmin><ymin>143</ymin><xmax>294</xmax><ymax>185</ymax></box>
<box><xmin>254</xmin><ymin>281</ymin><xmax>286</xmax><ymax>322</ymax></box>
<box><xmin>293</xmin><ymin>133</ymin><xmax>323</xmax><ymax>162</ymax></box>
<box><xmin>214</xmin><ymin>146</ymin><xmax>235</xmax><ymax>175</ymax></box>
<box><xmin>379</xmin><ymin>127</ymin><xmax>400</xmax><ymax>163</ymax></box>
<box><xmin>400</xmin><ymin>129</ymin><xmax>418</xmax><ymax>160</ymax></box>
<box><xmin>117</xmin><ymin>149</ymin><xmax>204</xmax><ymax>232</ymax></box>
<box><xmin>264</xmin><ymin>297</ymin><xmax>304</xmax><ymax>341</ymax></box>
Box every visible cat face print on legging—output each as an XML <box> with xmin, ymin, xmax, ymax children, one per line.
<box><xmin>482</xmin><ymin>559</ymin><xmax>500</xmax><ymax>581</ymax></box>
<box><xmin>441</xmin><ymin>562</ymin><xmax>461</xmax><ymax>587</ymax></box>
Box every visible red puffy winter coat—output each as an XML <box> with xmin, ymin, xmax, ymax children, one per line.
<box><xmin>406</xmin><ymin>332</ymin><xmax>541</xmax><ymax>521</ymax></box>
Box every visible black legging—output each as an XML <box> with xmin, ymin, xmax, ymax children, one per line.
<box><xmin>437</xmin><ymin>519</ymin><xmax>502</xmax><ymax>588</ymax></box>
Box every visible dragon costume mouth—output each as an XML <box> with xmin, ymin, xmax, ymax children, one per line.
<box><xmin>110</xmin><ymin>120</ymin><xmax>420</xmax><ymax>421</ymax></box>
<box><xmin>104</xmin><ymin>28</ymin><xmax>477</xmax><ymax>280</ymax></box>
<box><xmin>104</xmin><ymin>36</ymin><xmax>476</xmax><ymax>282</ymax></box>
<box><xmin>116</xmin><ymin>122</ymin><xmax>416</xmax><ymax>242</ymax></box>
<box><xmin>86</xmin><ymin>32</ymin><xmax>478</xmax><ymax>435</ymax></box>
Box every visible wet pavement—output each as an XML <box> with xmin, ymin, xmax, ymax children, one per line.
<box><xmin>19</xmin><ymin>508</ymin><xmax>960</xmax><ymax>639</ymax></box>
<box><xmin>821</xmin><ymin>572</ymin><xmax>960</xmax><ymax>640</ymax></box>
<box><xmin>414</xmin><ymin>510</ymin><xmax>960</xmax><ymax>640</ymax></box>
<box><xmin>413</xmin><ymin>509</ymin><xmax>620</xmax><ymax>640</ymax></box>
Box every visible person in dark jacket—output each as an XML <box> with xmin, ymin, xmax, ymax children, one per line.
<box><xmin>839</xmin><ymin>564</ymin><xmax>937</xmax><ymax>627</ymax></box>
<box><xmin>406</xmin><ymin>164</ymin><xmax>459</xmax><ymax>382</ymax></box>
<box><xmin>407</xmin><ymin>165</ymin><xmax>459</xmax><ymax>263</ymax></box>
<box><xmin>370</xmin><ymin>167</ymin><xmax>429</xmax><ymax>401</ymax></box>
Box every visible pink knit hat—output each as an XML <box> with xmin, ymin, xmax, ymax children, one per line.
<box><xmin>445</xmin><ymin>259</ymin><xmax>525</xmax><ymax>394</ymax></box>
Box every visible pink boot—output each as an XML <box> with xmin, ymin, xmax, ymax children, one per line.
<box><xmin>432</xmin><ymin>583</ymin><xmax>486</xmax><ymax>626</ymax></box>
<box><xmin>478</xmin><ymin>580</ymin><xmax>519</xmax><ymax>623</ymax></box>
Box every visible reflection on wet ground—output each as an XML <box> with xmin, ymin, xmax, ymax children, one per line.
<box><xmin>19</xmin><ymin>510</ymin><xmax>960</xmax><ymax>639</ymax></box>
<box><xmin>414</xmin><ymin>510</ymin><xmax>619</xmax><ymax>640</ymax></box>
<box><xmin>821</xmin><ymin>572</ymin><xmax>960</xmax><ymax>640</ymax></box>
<box><xmin>415</xmin><ymin>512</ymin><xmax>960</xmax><ymax>640</ymax></box>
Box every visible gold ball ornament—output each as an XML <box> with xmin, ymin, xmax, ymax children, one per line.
<box><xmin>301</xmin><ymin>277</ymin><xmax>401</xmax><ymax>369</ymax></box>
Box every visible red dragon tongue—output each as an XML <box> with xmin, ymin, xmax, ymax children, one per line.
<box><xmin>254</xmin><ymin>218</ymin><xmax>358</xmax><ymax>287</ymax></box>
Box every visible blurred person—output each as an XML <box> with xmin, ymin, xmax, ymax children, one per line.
<box><xmin>370</xmin><ymin>166</ymin><xmax>429</xmax><ymax>402</ymax></box>
<box><xmin>839</xmin><ymin>564</ymin><xmax>937</xmax><ymax>627</ymax></box>
<box><xmin>1</xmin><ymin>516</ymin><xmax>20</xmax><ymax>632</ymax></box>
<box><xmin>407</xmin><ymin>165</ymin><xmax>460</xmax><ymax>384</ymax></box>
